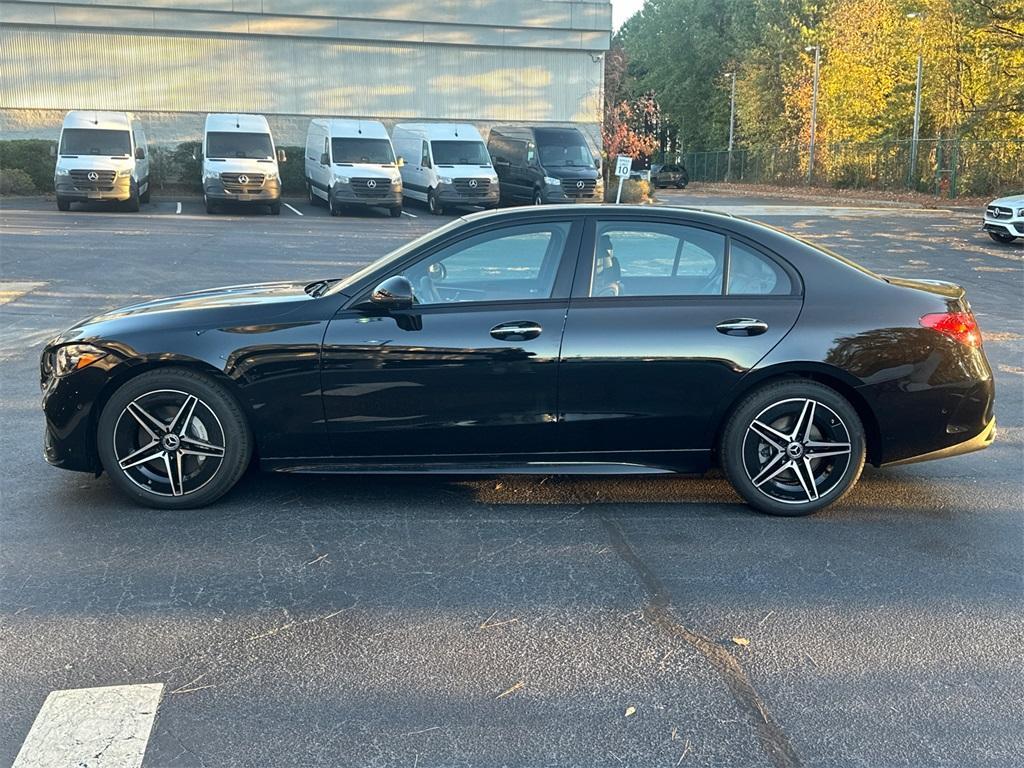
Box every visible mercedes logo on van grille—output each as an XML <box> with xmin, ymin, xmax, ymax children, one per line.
<box><xmin>87</xmin><ymin>171</ymin><xmax>99</xmax><ymax>182</ymax></box>
<box><xmin>367</xmin><ymin>179</ymin><xmax>377</xmax><ymax>188</ymax></box>
<box><xmin>237</xmin><ymin>174</ymin><xmax>249</xmax><ymax>184</ymax></box>
<box><xmin>576</xmin><ymin>180</ymin><xmax>585</xmax><ymax>189</ymax></box>
<box><xmin>468</xmin><ymin>179</ymin><xmax>478</xmax><ymax>188</ymax></box>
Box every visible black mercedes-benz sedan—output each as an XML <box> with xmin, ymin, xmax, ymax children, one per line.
<box><xmin>40</xmin><ymin>205</ymin><xmax>996</xmax><ymax>515</ymax></box>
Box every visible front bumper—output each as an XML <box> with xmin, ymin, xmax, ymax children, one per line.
<box><xmin>41</xmin><ymin>350</ymin><xmax>127</xmax><ymax>474</ymax></box>
<box><xmin>55</xmin><ymin>175</ymin><xmax>132</xmax><ymax>201</ymax></box>
<box><xmin>205</xmin><ymin>177</ymin><xmax>281</xmax><ymax>203</ymax></box>
<box><xmin>332</xmin><ymin>185</ymin><xmax>403</xmax><ymax>208</ymax></box>
<box><xmin>541</xmin><ymin>185</ymin><xmax>603</xmax><ymax>203</ymax></box>
<box><xmin>436</xmin><ymin>187</ymin><xmax>500</xmax><ymax>207</ymax></box>
<box><xmin>982</xmin><ymin>219</ymin><xmax>1023</xmax><ymax>237</ymax></box>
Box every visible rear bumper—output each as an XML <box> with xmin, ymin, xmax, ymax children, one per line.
<box><xmin>885</xmin><ymin>416</ymin><xmax>996</xmax><ymax>466</ymax></box>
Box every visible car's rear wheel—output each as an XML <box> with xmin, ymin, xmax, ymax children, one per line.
<box><xmin>720</xmin><ymin>380</ymin><xmax>865</xmax><ymax>516</ymax></box>
<box><xmin>97</xmin><ymin>368</ymin><xmax>252</xmax><ymax>509</ymax></box>
<box><xmin>988</xmin><ymin>231</ymin><xmax>1017</xmax><ymax>243</ymax></box>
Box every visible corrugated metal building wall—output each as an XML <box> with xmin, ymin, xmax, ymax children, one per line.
<box><xmin>0</xmin><ymin>0</ymin><xmax>611</xmax><ymax>146</ymax></box>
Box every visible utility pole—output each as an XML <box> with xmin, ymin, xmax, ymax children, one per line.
<box><xmin>806</xmin><ymin>45</ymin><xmax>820</xmax><ymax>185</ymax></box>
<box><xmin>725</xmin><ymin>72</ymin><xmax>736</xmax><ymax>182</ymax></box>
<box><xmin>907</xmin><ymin>12</ymin><xmax>925</xmax><ymax>188</ymax></box>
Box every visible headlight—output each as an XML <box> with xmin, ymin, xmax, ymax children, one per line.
<box><xmin>336</xmin><ymin>176</ymin><xmax>350</xmax><ymax>184</ymax></box>
<box><xmin>439</xmin><ymin>176</ymin><xmax>454</xmax><ymax>185</ymax></box>
<box><xmin>117</xmin><ymin>169</ymin><xmax>131</xmax><ymax>177</ymax></box>
<box><xmin>490</xmin><ymin>176</ymin><xmax>499</xmax><ymax>184</ymax></box>
<box><xmin>55</xmin><ymin>168</ymin><xmax>70</xmax><ymax>177</ymax></box>
<box><xmin>391</xmin><ymin>175</ymin><xmax>402</xmax><ymax>185</ymax></box>
<box><xmin>53</xmin><ymin>344</ymin><xmax>107</xmax><ymax>377</ymax></box>
<box><xmin>1017</xmin><ymin>208</ymin><xmax>1024</xmax><ymax>218</ymax></box>
<box><xmin>203</xmin><ymin>169</ymin><xmax>220</xmax><ymax>181</ymax></box>
<box><xmin>544</xmin><ymin>176</ymin><xmax>561</xmax><ymax>186</ymax></box>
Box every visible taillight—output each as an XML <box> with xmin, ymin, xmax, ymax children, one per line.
<box><xmin>920</xmin><ymin>312</ymin><xmax>982</xmax><ymax>348</ymax></box>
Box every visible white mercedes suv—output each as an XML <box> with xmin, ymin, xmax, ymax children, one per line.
<box><xmin>983</xmin><ymin>194</ymin><xmax>1024</xmax><ymax>243</ymax></box>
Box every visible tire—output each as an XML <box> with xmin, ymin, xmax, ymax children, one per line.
<box><xmin>205</xmin><ymin>195</ymin><xmax>216</xmax><ymax>214</ymax></box>
<box><xmin>390</xmin><ymin>206</ymin><xmax>403</xmax><ymax>218</ymax></box>
<box><xmin>427</xmin><ymin>189</ymin><xmax>444</xmax><ymax>215</ymax></box>
<box><xmin>56</xmin><ymin>196</ymin><xmax>71</xmax><ymax>212</ymax></box>
<box><xmin>125</xmin><ymin>183</ymin><xmax>141</xmax><ymax>212</ymax></box>
<box><xmin>988</xmin><ymin>231</ymin><xmax>1017</xmax><ymax>243</ymax></box>
<box><xmin>96</xmin><ymin>368</ymin><xmax>252</xmax><ymax>510</ymax></box>
<box><xmin>307</xmin><ymin>182</ymin><xmax>317</xmax><ymax>206</ymax></box>
<box><xmin>532</xmin><ymin>189</ymin><xmax>544</xmax><ymax>206</ymax></box>
<box><xmin>269</xmin><ymin>201</ymin><xmax>281</xmax><ymax>215</ymax></box>
<box><xmin>140</xmin><ymin>181</ymin><xmax>151</xmax><ymax>204</ymax></box>
<box><xmin>720</xmin><ymin>379</ymin><xmax>866</xmax><ymax>516</ymax></box>
<box><xmin>329</xmin><ymin>193</ymin><xmax>340</xmax><ymax>217</ymax></box>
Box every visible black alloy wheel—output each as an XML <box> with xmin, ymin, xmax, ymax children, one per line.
<box><xmin>97</xmin><ymin>369</ymin><xmax>251</xmax><ymax>509</ymax></box>
<box><xmin>721</xmin><ymin>380</ymin><xmax>866</xmax><ymax>516</ymax></box>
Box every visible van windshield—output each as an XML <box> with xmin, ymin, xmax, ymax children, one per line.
<box><xmin>332</xmin><ymin>138</ymin><xmax>395</xmax><ymax>164</ymax></box>
<box><xmin>207</xmin><ymin>132</ymin><xmax>274</xmax><ymax>160</ymax></box>
<box><xmin>59</xmin><ymin>129</ymin><xmax>131</xmax><ymax>157</ymax></box>
<box><xmin>431</xmin><ymin>141</ymin><xmax>490</xmax><ymax>165</ymax></box>
<box><xmin>535</xmin><ymin>129</ymin><xmax>594</xmax><ymax>168</ymax></box>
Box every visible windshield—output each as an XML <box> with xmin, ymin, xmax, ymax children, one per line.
<box><xmin>59</xmin><ymin>129</ymin><xmax>131</xmax><ymax>157</ymax></box>
<box><xmin>327</xmin><ymin>218</ymin><xmax>468</xmax><ymax>295</ymax></box>
<box><xmin>431</xmin><ymin>141</ymin><xmax>490</xmax><ymax>166</ymax></box>
<box><xmin>206</xmin><ymin>132</ymin><xmax>274</xmax><ymax>160</ymax></box>
<box><xmin>332</xmin><ymin>138</ymin><xmax>395</xmax><ymax>164</ymax></box>
<box><xmin>535</xmin><ymin>129</ymin><xmax>594</xmax><ymax>168</ymax></box>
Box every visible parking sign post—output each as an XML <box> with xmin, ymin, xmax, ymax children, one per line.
<box><xmin>614</xmin><ymin>155</ymin><xmax>632</xmax><ymax>204</ymax></box>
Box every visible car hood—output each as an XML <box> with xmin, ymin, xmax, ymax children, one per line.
<box><xmin>205</xmin><ymin>159</ymin><xmax>279</xmax><ymax>175</ymax></box>
<box><xmin>989</xmin><ymin>193</ymin><xmax>1023</xmax><ymax>207</ymax></box>
<box><xmin>55</xmin><ymin>281</ymin><xmax>316</xmax><ymax>343</ymax></box>
<box><xmin>56</xmin><ymin>156</ymin><xmax>134</xmax><ymax>173</ymax></box>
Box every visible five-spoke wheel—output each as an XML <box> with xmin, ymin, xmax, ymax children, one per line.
<box><xmin>722</xmin><ymin>380</ymin><xmax>866</xmax><ymax>516</ymax></box>
<box><xmin>97</xmin><ymin>369</ymin><xmax>251</xmax><ymax>509</ymax></box>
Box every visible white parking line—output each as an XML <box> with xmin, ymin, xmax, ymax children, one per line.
<box><xmin>401</xmin><ymin>211</ymin><xmax>418</xmax><ymax>218</ymax></box>
<box><xmin>175</xmin><ymin>202</ymin><xmax>182</xmax><ymax>214</ymax></box>
<box><xmin>284</xmin><ymin>203</ymin><xmax>304</xmax><ymax>216</ymax></box>
<box><xmin>13</xmin><ymin>683</ymin><xmax>163</xmax><ymax>768</ymax></box>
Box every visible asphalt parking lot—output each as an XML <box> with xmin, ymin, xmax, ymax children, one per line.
<box><xmin>1</xmin><ymin>190</ymin><xmax>1022</xmax><ymax>767</ymax></box>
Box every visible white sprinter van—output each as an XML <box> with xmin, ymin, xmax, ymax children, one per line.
<box><xmin>201</xmin><ymin>114</ymin><xmax>285</xmax><ymax>215</ymax></box>
<box><xmin>53</xmin><ymin>111</ymin><xmax>151</xmax><ymax>212</ymax></box>
<box><xmin>391</xmin><ymin>123</ymin><xmax>499</xmax><ymax>215</ymax></box>
<box><xmin>304</xmin><ymin>119</ymin><xmax>403</xmax><ymax>217</ymax></box>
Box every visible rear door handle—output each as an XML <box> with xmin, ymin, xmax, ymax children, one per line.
<box><xmin>490</xmin><ymin>321</ymin><xmax>542</xmax><ymax>341</ymax></box>
<box><xmin>716</xmin><ymin>318</ymin><xmax>769</xmax><ymax>337</ymax></box>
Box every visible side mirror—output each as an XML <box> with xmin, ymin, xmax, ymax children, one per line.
<box><xmin>320</xmin><ymin>152</ymin><xmax>329</xmax><ymax>166</ymax></box>
<box><xmin>135</xmin><ymin>146</ymin><xmax>146</xmax><ymax>160</ymax></box>
<box><xmin>277</xmin><ymin>148</ymin><xmax>287</xmax><ymax>163</ymax></box>
<box><xmin>49</xmin><ymin>143</ymin><xmax>57</xmax><ymax>158</ymax></box>
<box><xmin>370</xmin><ymin>276</ymin><xmax>415</xmax><ymax>309</ymax></box>
<box><xmin>396</xmin><ymin>156</ymin><xmax>405</xmax><ymax>167</ymax></box>
<box><xmin>192</xmin><ymin>149</ymin><xmax>201</xmax><ymax>162</ymax></box>
<box><xmin>594</xmin><ymin>156</ymin><xmax>602</xmax><ymax>172</ymax></box>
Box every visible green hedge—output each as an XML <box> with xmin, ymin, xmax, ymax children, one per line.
<box><xmin>0</xmin><ymin>140</ymin><xmax>55</xmax><ymax>191</ymax></box>
<box><xmin>0</xmin><ymin>168</ymin><xmax>38</xmax><ymax>195</ymax></box>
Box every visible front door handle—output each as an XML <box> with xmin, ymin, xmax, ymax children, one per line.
<box><xmin>716</xmin><ymin>318</ymin><xmax>769</xmax><ymax>337</ymax></box>
<box><xmin>490</xmin><ymin>321</ymin><xmax>542</xmax><ymax>341</ymax></box>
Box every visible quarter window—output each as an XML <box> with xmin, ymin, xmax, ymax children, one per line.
<box><xmin>402</xmin><ymin>222</ymin><xmax>571</xmax><ymax>305</ymax></box>
<box><xmin>590</xmin><ymin>222</ymin><xmax>727</xmax><ymax>297</ymax></box>
<box><xmin>727</xmin><ymin>241</ymin><xmax>791</xmax><ymax>295</ymax></box>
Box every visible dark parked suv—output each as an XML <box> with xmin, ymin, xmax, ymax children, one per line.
<box><xmin>487</xmin><ymin>126</ymin><xmax>603</xmax><ymax>205</ymax></box>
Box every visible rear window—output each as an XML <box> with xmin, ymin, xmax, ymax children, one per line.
<box><xmin>60</xmin><ymin>129</ymin><xmax>131</xmax><ymax>157</ymax></box>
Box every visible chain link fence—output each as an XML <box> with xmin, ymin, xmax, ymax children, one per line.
<box><xmin>681</xmin><ymin>139</ymin><xmax>1024</xmax><ymax>198</ymax></box>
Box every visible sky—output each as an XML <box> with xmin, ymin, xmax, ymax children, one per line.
<box><xmin>612</xmin><ymin>0</ymin><xmax>645</xmax><ymax>30</ymax></box>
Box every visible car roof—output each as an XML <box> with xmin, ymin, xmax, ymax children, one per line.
<box><xmin>205</xmin><ymin>113</ymin><xmax>271</xmax><ymax>133</ymax></box>
<box><xmin>62</xmin><ymin>111</ymin><xmax>133</xmax><ymax>130</ymax></box>
<box><xmin>460</xmin><ymin>204</ymin><xmax>736</xmax><ymax>225</ymax></box>
<box><xmin>393</xmin><ymin>123</ymin><xmax>483</xmax><ymax>141</ymax></box>
<box><xmin>313</xmin><ymin>118</ymin><xmax>390</xmax><ymax>139</ymax></box>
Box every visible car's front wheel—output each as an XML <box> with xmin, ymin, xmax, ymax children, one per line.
<box><xmin>720</xmin><ymin>380</ymin><xmax>865</xmax><ymax>516</ymax></box>
<box><xmin>988</xmin><ymin>231</ymin><xmax>1017</xmax><ymax>244</ymax></box>
<box><xmin>97</xmin><ymin>368</ymin><xmax>252</xmax><ymax>509</ymax></box>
